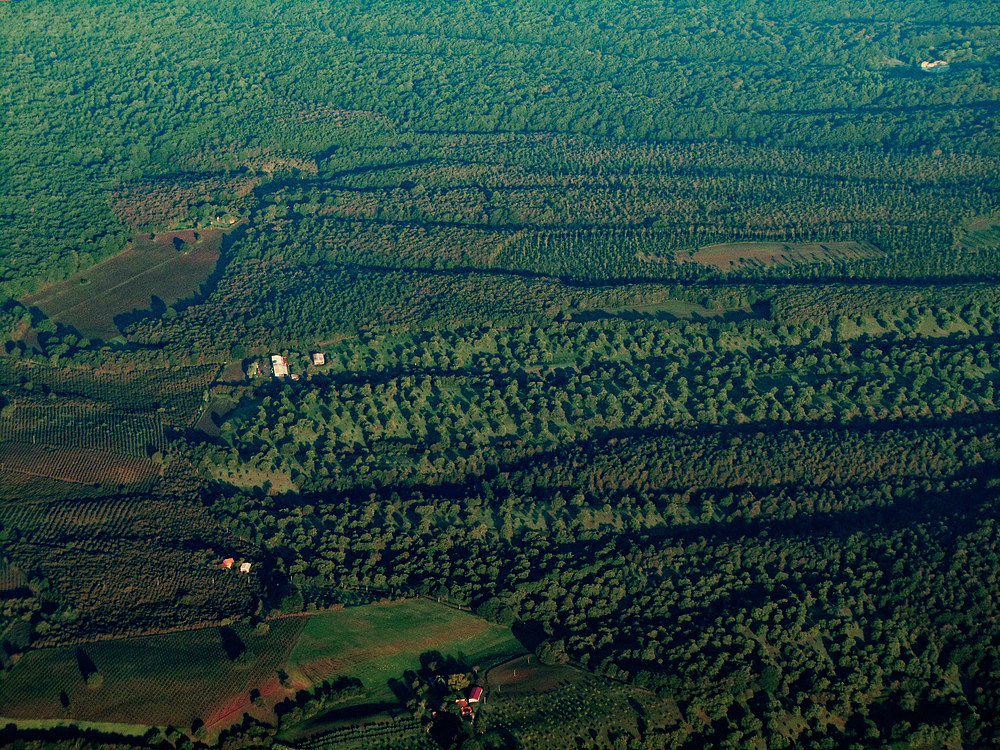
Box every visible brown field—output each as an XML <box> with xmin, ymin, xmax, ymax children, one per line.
<box><xmin>0</xmin><ymin>442</ymin><xmax>160</xmax><ymax>488</ymax></box>
<box><xmin>0</xmin><ymin>618</ymin><xmax>305</xmax><ymax>730</ymax></box>
<box><xmin>486</xmin><ymin>654</ymin><xmax>589</xmax><ymax>696</ymax></box>
<box><xmin>677</xmin><ymin>240</ymin><xmax>881</xmax><ymax>271</ymax></box>
<box><xmin>218</xmin><ymin>360</ymin><xmax>246</xmax><ymax>382</ymax></box>
<box><xmin>22</xmin><ymin>229</ymin><xmax>223</xmax><ymax>340</ymax></box>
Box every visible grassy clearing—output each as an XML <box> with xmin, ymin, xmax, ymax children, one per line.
<box><xmin>679</xmin><ymin>240</ymin><xmax>881</xmax><ymax>272</ymax></box>
<box><xmin>285</xmin><ymin>599</ymin><xmax>524</xmax><ymax>701</ymax></box>
<box><xmin>956</xmin><ymin>212</ymin><xmax>1000</xmax><ymax>252</ymax></box>
<box><xmin>209</xmin><ymin>464</ymin><xmax>299</xmax><ymax>494</ymax></box>
<box><xmin>22</xmin><ymin>229</ymin><xmax>222</xmax><ymax>339</ymax></box>
<box><xmin>486</xmin><ymin>654</ymin><xmax>588</xmax><ymax>696</ymax></box>
<box><xmin>0</xmin><ymin>718</ymin><xmax>155</xmax><ymax>736</ymax></box>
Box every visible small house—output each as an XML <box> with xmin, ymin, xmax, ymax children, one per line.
<box><xmin>312</xmin><ymin>352</ymin><xmax>326</xmax><ymax>366</ymax></box>
<box><xmin>468</xmin><ymin>686</ymin><xmax>483</xmax><ymax>703</ymax></box>
<box><xmin>271</xmin><ymin>355</ymin><xmax>289</xmax><ymax>378</ymax></box>
<box><xmin>455</xmin><ymin>699</ymin><xmax>474</xmax><ymax>720</ymax></box>
<box><xmin>920</xmin><ymin>60</ymin><xmax>950</xmax><ymax>72</ymax></box>
<box><xmin>240</xmin><ymin>562</ymin><xmax>253</xmax><ymax>573</ymax></box>
<box><xmin>221</xmin><ymin>558</ymin><xmax>235</xmax><ymax>570</ymax></box>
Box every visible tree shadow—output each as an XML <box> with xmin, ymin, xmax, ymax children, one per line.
<box><xmin>74</xmin><ymin>648</ymin><xmax>98</xmax><ymax>682</ymax></box>
<box><xmin>219</xmin><ymin>626</ymin><xmax>247</xmax><ymax>661</ymax></box>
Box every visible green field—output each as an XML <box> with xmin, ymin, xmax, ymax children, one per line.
<box><xmin>680</xmin><ymin>240</ymin><xmax>882</xmax><ymax>272</ymax></box>
<box><xmin>286</xmin><ymin>599</ymin><xmax>525</xmax><ymax>700</ymax></box>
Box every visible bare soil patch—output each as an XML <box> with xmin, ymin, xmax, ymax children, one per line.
<box><xmin>678</xmin><ymin>240</ymin><xmax>881</xmax><ymax>272</ymax></box>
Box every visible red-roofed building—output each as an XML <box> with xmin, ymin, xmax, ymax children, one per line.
<box><xmin>221</xmin><ymin>558</ymin><xmax>235</xmax><ymax>570</ymax></box>
<box><xmin>455</xmin><ymin>699</ymin><xmax>474</xmax><ymax>720</ymax></box>
<box><xmin>468</xmin><ymin>686</ymin><xmax>483</xmax><ymax>703</ymax></box>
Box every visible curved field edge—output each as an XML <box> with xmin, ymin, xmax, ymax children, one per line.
<box><xmin>284</xmin><ymin>598</ymin><xmax>526</xmax><ymax>699</ymax></box>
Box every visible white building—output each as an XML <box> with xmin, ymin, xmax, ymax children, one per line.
<box><xmin>271</xmin><ymin>355</ymin><xmax>289</xmax><ymax>378</ymax></box>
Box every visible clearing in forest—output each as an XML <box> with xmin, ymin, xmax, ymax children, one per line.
<box><xmin>285</xmin><ymin>599</ymin><xmax>524</xmax><ymax>699</ymax></box>
<box><xmin>22</xmin><ymin>229</ymin><xmax>223</xmax><ymax>340</ymax></box>
<box><xmin>955</xmin><ymin>213</ymin><xmax>1000</xmax><ymax>252</ymax></box>
<box><xmin>678</xmin><ymin>240</ymin><xmax>881</xmax><ymax>272</ymax></box>
<box><xmin>486</xmin><ymin>654</ymin><xmax>588</xmax><ymax>696</ymax></box>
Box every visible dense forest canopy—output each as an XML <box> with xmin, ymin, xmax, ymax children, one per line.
<box><xmin>1</xmin><ymin>0</ymin><xmax>998</xmax><ymax>294</ymax></box>
<box><xmin>1</xmin><ymin>0</ymin><xmax>999</xmax><ymax>748</ymax></box>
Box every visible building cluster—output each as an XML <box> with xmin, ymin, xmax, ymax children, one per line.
<box><xmin>455</xmin><ymin>686</ymin><xmax>484</xmax><ymax>721</ymax></box>
<box><xmin>246</xmin><ymin>352</ymin><xmax>327</xmax><ymax>380</ymax></box>
<box><xmin>220</xmin><ymin>558</ymin><xmax>253</xmax><ymax>573</ymax></box>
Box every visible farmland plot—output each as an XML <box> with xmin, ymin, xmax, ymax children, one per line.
<box><xmin>22</xmin><ymin>229</ymin><xmax>224</xmax><ymax>340</ymax></box>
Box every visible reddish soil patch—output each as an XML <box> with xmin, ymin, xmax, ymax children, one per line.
<box><xmin>486</xmin><ymin>655</ymin><xmax>587</xmax><ymax>696</ymax></box>
<box><xmin>677</xmin><ymin>240</ymin><xmax>881</xmax><ymax>272</ymax></box>
<box><xmin>22</xmin><ymin>229</ymin><xmax>223</xmax><ymax>340</ymax></box>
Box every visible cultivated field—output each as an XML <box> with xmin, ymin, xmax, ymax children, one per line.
<box><xmin>0</xmin><ymin>442</ymin><xmax>159</xmax><ymax>488</ymax></box>
<box><xmin>678</xmin><ymin>240</ymin><xmax>882</xmax><ymax>272</ymax></box>
<box><xmin>0</xmin><ymin>358</ymin><xmax>220</xmax><ymax>427</ymax></box>
<box><xmin>0</xmin><ymin>618</ymin><xmax>305</xmax><ymax>729</ymax></box>
<box><xmin>0</xmin><ymin>401</ymin><xmax>164</xmax><ymax>457</ymax></box>
<box><xmin>22</xmin><ymin>229</ymin><xmax>223</xmax><ymax>340</ymax></box>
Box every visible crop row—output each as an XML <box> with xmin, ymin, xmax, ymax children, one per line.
<box><xmin>0</xmin><ymin>359</ymin><xmax>218</xmax><ymax>425</ymax></box>
<box><xmin>0</xmin><ymin>442</ymin><xmax>160</xmax><ymax>488</ymax></box>
<box><xmin>0</xmin><ymin>403</ymin><xmax>163</xmax><ymax>457</ymax></box>
<box><xmin>295</xmin><ymin>715</ymin><xmax>430</xmax><ymax>749</ymax></box>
